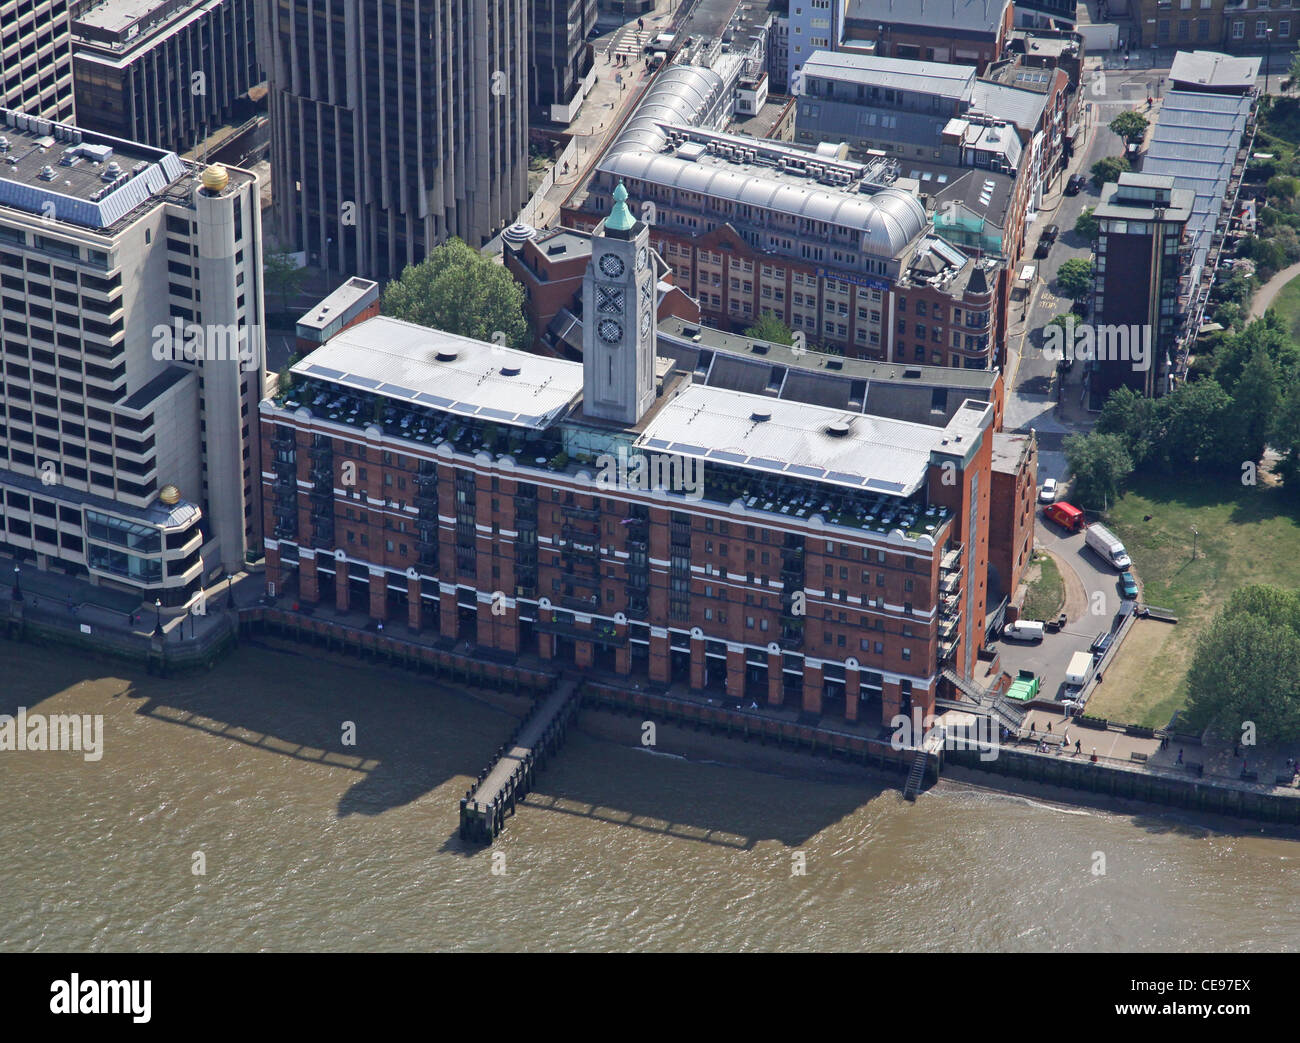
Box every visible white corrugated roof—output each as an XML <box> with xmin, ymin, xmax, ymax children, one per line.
<box><xmin>637</xmin><ymin>384</ymin><xmax>985</xmax><ymax>495</ymax></box>
<box><xmin>293</xmin><ymin>316</ymin><xmax>584</xmax><ymax>429</ymax></box>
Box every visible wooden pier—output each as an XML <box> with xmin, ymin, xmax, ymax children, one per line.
<box><xmin>459</xmin><ymin>676</ymin><xmax>582</xmax><ymax>844</ymax></box>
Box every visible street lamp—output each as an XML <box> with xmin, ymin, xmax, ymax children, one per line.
<box><xmin>1265</xmin><ymin>28</ymin><xmax>1274</xmax><ymax>96</ymax></box>
<box><xmin>1191</xmin><ymin>526</ymin><xmax>1199</xmax><ymax>561</ymax></box>
<box><xmin>154</xmin><ymin>597</ymin><xmax>163</xmax><ymax>637</ymax></box>
<box><xmin>11</xmin><ymin>565</ymin><xmax>19</xmax><ymax>600</ymax></box>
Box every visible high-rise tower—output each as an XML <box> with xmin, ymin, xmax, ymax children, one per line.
<box><xmin>0</xmin><ymin>0</ymin><xmax>75</xmax><ymax>121</ymax></box>
<box><xmin>258</xmin><ymin>0</ymin><xmax>529</xmax><ymax>282</ymax></box>
<box><xmin>581</xmin><ymin>184</ymin><xmax>656</xmax><ymax>426</ymax></box>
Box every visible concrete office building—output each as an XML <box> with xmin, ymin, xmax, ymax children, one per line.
<box><xmin>0</xmin><ymin>108</ymin><xmax>266</xmax><ymax>604</ymax></box>
<box><xmin>0</xmin><ymin>0</ymin><xmax>76</xmax><ymax>121</ymax></box>
<box><xmin>262</xmin><ymin>188</ymin><xmax>1013</xmax><ymax>725</ymax></box>
<box><xmin>71</xmin><ymin>0</ymin><xmax>262</xmax><ymax>157</ymax></box>
<box><xmin>256</xmin><ymin>0</ymin><xmax>529</xmax><ymax>282</ymax></box>
<box><xmin>531</xmin><ymin>0</ymin><xmax>598</xmax><ymax>122</ymax></box>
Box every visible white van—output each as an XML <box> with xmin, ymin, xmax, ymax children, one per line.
<box><xmin>1085</xmin><ymin>523</ymin><xmax>1131</xmax><ymax>570</ymax></box>
<box><xmin>1003</xmin><ymin>619</ymin><xmax>1045</xmax><ymax>642</ymax></box>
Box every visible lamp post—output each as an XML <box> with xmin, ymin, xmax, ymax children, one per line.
<box><xmin>154</xmin><ymin>597</ymin><xmax>163</xmax><ymax>637</ymax></box>
<box><xmin>1265</xmin><ymin>28</ymin><xmax>1273</xmax><ymax>96</ymax></box>
<box><xmin>11</xmin><ymin>565</ymin><xmax>19</xmax><ymax>600</ymax></box>
<box><xmin>1191</xmin><ymin>525</ymin><xmax>1199</xmax><ymax>561</ymax></box>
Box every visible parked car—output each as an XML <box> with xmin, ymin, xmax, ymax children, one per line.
<box><xmin>1039</xmin><ymin>477</ymin><xmax>1058</xmax><ymax>503</ymax></box>
<box><xmin>1065</xmin><ymin>174</ymin><xmax>1085</xmax><ymax>196</ymax></box>
<box><xmin>1041</xmin><ymin>223</ymin><xmax>1060</xmax><ymax>243</ymax></box>
<box><xmin>1091</xmin><ymin>631</ymin><xmax>1114</xmax><ymax>656</ymax></box>
<box><xmin>1004</xmin><ymin>619</ymin><xmax>1046</xmax><ymax>642</ymax></box>
<box><xmin>1119</xmin><ymin>570</ymin><xmax>1138</xmax><ymax>599</ymax></box>
<box><xmin>1035</xmin><ymin>238</ymin><xmax>1052</xmax><ymax>259</ymax></box>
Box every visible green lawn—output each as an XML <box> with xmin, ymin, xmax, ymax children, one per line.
<box><xmin>1087</xmin><ymin>474</ymin><xmax>1300</xmax><ymax>727</ymax></box>
<box><xmin>1021</xmin><ymin>551</ymin><xmax>1064</xmax><ymax>620</ymax></box>
<box><xmin>1267</xmin><ymin>270</ymin><xmax>1300</xmax><ymax>344</ymax></box>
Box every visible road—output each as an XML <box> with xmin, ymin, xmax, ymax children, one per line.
<box><xmin>994</xmin><ymin>519</ymin><xmax>1131</xmax><ymax>702</ymax></box>
<box><xmin>1004</xmin><ymin>61</ymin><xmax>1174</xmax><ymax>487</ymax></box>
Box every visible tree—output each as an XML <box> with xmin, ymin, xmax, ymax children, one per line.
<box><xmin>1186</xmin><ymin>586</ymin><xmax>1300</xmax><ymax>743</ymax></box>
<box><xmin>1267</xmin><ymin>174</ymin><xmax>1300</xmax><ymax>205</ymax></box>
<box><xmin>381</xmin><ymin>238</ymin><xmax>528</xmax><ymax>349</ymax></box>
<box><xmin>1096</xmin><ymin>385</ymin><xmax>1160</xmax><ymax>468</ymax></box>
<box><xmin>1271</xmin><ymin>376</ymin><xmax>1300</xmax><ymax>490</ymax></box>
<box><xmin>1213</xmin><ymin>313</ymin><xmax>1300</xmax><ymax>390</ymax></box>
<box><xmin>1056</xmin><ymin>257</ymin><xmax>1094</xmax><ymax>303</ymax></box>
<box><xmin>1064</xmin><ymin>432</ymin><xmax>1134</xmax><ymax>511</ymax></box>
<box><xmin>1074</xmin><ymin>206</ymin><xmax>1099</xmax><ymax>241</ymax></box>
<box><xmin>1154</xmin><ymin>378</ymin><xmax>1232</xmax><ymax>472</ymax></box>
<box><xmin>744</xmin><ymin>312</ymin><xmax>795</xmax><ymax>345</ymax></box>
<box><xmin>1210</xmin><ymin>350</ymin><xmax>1280</xmax><ymax>474</ymax></box>
<box><xmin>263</xmin><ymin>248</ymin><xmax>307</xmax><ymax>315</ymax></box>
<box><xmin>1091</xmin><ymin>155</ymin><xmax>1130</xmax><ymax>189</ymax></box>
<box><xmin>1109</xmin><ymin>110</ymin><xmax>1149</xmax><ymax>146</ymax></box>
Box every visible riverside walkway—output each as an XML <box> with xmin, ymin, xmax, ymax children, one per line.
<box><xmin>459</xmin><ymin>675</ymin><xmax>582</xmax><ymax>844</ymax></box>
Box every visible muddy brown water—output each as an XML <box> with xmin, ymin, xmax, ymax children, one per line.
<box><xmin>1</xmin><ymin>641</ymin><xmax>1297</xmax><ymax>951</ymax></box>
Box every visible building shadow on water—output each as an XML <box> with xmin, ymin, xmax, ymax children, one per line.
<box><xmin>7</xmin><ymin>642</ymin><xmax>895</xmax><ymax>848</ymax></box>
<box><xmin>435</xmin><ymin>730</ymin><xmax>897</xmax><ymax>857</ymax></box>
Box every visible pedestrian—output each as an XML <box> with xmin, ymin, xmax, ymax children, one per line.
<box><xmin>1075</xmin><ymin>738</ymin><xmax>1082</xmax><ymax>754</ymax></box>
<box><xmin>1046</xmin><ymin>720</ymin><xmax>1052</xmax><ymax>733</ymax></box>
<box><xmin>1176</xmin><ymin>748</ymin><xmax>1183</xmax><ymax>765</ymax></box>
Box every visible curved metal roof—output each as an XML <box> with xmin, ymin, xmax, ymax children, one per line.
<box><xmin>599</xmin><ymin>151</ymin><xmax>927</xmax><ymax>256</ymax></box>
<box><xmin>606</xmin><ymin>64</ymin><xmax>726</xmax><ymax>158</ymax></box>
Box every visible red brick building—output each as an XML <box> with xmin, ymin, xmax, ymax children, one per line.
<box><xmin>262</xmin><ymin>207</ymin><xmax>1008</xmax><ymax>724</ymax></box>
<box><xmin>989</xmin><ymin>431</ymin><xmax>1038</xmax><ymax>607</ymax></box>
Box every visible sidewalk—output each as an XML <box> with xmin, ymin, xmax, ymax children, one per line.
<box><xmin>530</xmin><ymin>0</ymin><xmax>681</xmax><ymax>230</ymax></box>
<box><xmin>1</xmin><ymin>552</ymin><xmax>263</xmax><ymax>645</ymax></box>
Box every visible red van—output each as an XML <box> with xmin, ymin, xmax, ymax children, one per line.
<box><xmin>1043</xmin><ymin>501</ymin><xmax>1086</xmax><ymax>532</ymax></box>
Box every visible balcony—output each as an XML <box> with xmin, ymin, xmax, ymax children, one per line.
<box><xmin>535</xmin><ymin>614</ymin><xmax>628</xmax><ymax>647</ymax></box>
<box><xmin>308</xmin><ymin>443</ymin><xmax>332</xmax><ymax>461</ymax></box>
<box><xmin>274</xmin><ymin>458</ymin><xmax>297</xmax><ymax>481</ymax></box>
<box><xmin>415</xmin><ymin>491</ymin><xmax>438</xmax><ymax>512</ymax></box>
<box><xmin>560</xmin><ymin>502</ymin><xmax>600</xmax><ymax>521</ymax></box>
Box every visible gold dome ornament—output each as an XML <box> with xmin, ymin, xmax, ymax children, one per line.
<box><xmin>201</xmin><ymin>164</ymin><xmax>229</xmax><ymax>192</ymax></box>
<box><xmin>159</xmin><ymin>484</ymin><xmax>181</xmax><ymax>505</ymax></box>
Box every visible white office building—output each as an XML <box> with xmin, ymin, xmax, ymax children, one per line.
<box><xmin>0</xmin><ymin>108</ymin><xmax>265</xmax><ymax>606</ymax></box>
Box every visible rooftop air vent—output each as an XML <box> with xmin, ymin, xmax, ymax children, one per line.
<box><xmin>903</xmin><ymin>368</ymin><xmax>923</xmax><ymax>379</ymax></box>
<box><xmin>436</xmin><ymin>349</ymin><xmax>459</xmax><ymax>362</ymax></box>
<box><xmin>750</xmin><ymin>410</ymin><xmax>772</xmax><ymax>422</ymax></box>
<box><xmin>38</xmin><ymin>165</ymin><xmax>55</xmax><ymax>180</ymax></box>
<box><xmin>500</xmin><ymin>364</ymin><xmax>522</xmax><ymax>376</ymax></box>
<box><xmin>102</xmin><ymin>161</ymin><xmax>122</xmax><ymax>180</ymax></box>
<box><xmin>826</xmin><ymin>420</ymin><xmax>853</xmax><ymax>437</ymax></box>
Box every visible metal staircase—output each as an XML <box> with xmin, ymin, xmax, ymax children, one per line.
<box><xmin>903</xmin><ymin>748</ymin><xmax>929</xmax><ymax>801</ymax></box>
<box><xmin>940</xmin><ymin>669</ymin><xmax>1025</xmax><ymax>733</ymax></box>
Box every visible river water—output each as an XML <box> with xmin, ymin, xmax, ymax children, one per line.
<box><xmin>2</xmin><ymin>641</ymin><xmax>1297</xmax><ymax>952</ymax></box>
